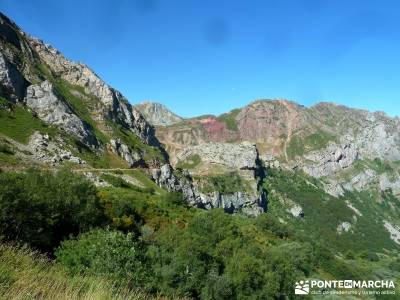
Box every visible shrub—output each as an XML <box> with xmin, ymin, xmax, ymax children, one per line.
<box><xmin>198</xmin><ymin>172</ymin><xmax>252</xmax><ymax>194</ymax></box>
<box><xmin>0</xmin><ymin>243</ymin><xmax>158</xmax><ymax>300</ymax></box>
<box><xmin>0</xmin><ymin>169</ymin><xmax>104</xmax><ymax>252</ymax></box>
<box><xmin>255</xmin><ymin>213</ymin><xmax>291</xmax><ymax>238</ymax></box>
<box><xmin>56</xmin><ymin>229</ymin><xmax>148</xmax><ymax>287</ymax></box>
<box><xmin>359</xmin><ymin>251</ymin><xmax>379</xmax><ymax>262</ymax></box>
<box><xmin>147</xmin><ymin>210</ymin><xmax>313</xmax><ymax>298</ymax></box>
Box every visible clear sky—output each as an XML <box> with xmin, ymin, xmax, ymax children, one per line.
<box><xmin>1</xmin><ymin>0</ymin><xmax>399</xmax><ymax>117</ymax></box>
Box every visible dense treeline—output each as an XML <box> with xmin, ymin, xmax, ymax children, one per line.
<box><xmin>0</xmin><ymin>169</ymin><xmax>384</xmax><ymax>299</ymax></box>
<box><xmin>0</xmin><ymin>169</ymin><xmax>104</xmax><ymax>252</ymax></box>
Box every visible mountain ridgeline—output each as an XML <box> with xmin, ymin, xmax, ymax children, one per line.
<box><xmin>1</xmin><ymin>11</ymin><xmax>400</xmax><ymax>299</ymax></box>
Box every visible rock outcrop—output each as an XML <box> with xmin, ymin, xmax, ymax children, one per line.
<box><xmin>135</xmin><ymin>101</ymin><xmax>183</xmax><ymax>126</ymax></box>
<box><xmin>154</xmin><ymin>142</ymin><xmax>267</xmax><ymax>216</ymax></box>
<box><xmin>25</xmin><ymin>80</ymin><xmax>99</xmax><ymax>148</ymax></box>
<box><xmin>151</xmin><ymin>163</ymin><xmax>266</xmax><ymax>216</ymax></box>
<box><xmin>288</xmin><ymin>204</ymin><xmax>304</xmax><ymax>218</ymax></box>
<box><xmin>151</xmin><ymin>164</ymin><xmax>200</xmax><ymax>204</ymax></box>
<box><xmin>384</xmin><ymin>221</ymin><xmax>400</xmax><ymax>245</ymax></box>
<box><xmin>27</xmin><ymin>37</ymin><xmax>160</xmax><ymax>148</ymax></box>
<box><xmin>337</xmin><ymin>222</ymin><xmax>352</xmax><ymax>234</ymax></box>
<box><xmin>28</xmin><ymin>131</ymin><xmax>84</xmax><ymax>165</ymax></box>
<box><xmin>109</xmin><ymin>138</ymin><xmax>142</xmax><ymax>167</ymax></box>
<box><xmin>302</xmin><ymin>143</ymin><xmax>359</xmax><ymax>178</ymax></box>
<box><xmin>0</xmin><ymin>52</ymin><xmax>28</xmax><ymax>101</ymax></box>
<box><xmin>176</xmin><ymin>142</ymin><xmax>258</xmax><ymax>171</ymax></box>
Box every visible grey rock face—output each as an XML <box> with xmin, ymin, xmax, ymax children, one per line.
<box><xmin>151</xmin><ymin>164</ymin><xmax>201</xmax><ymax>203</ymax></box>
<box><xmin>356</xmin><ymin>122</ymin><xmax>400</xmax><ymax>161</ymax></box>
<box><xmin>25</xmin><ymin>81</ymin><xmax>98</xmax><ymax>148</ymax></box>
<box><xmin>303</xmin><ymin>143</ymin><xmax>359</xmax><ymax>178</ymax></box>
<box><xmin>176</xmin><ymin>141</ymin><xmax>258</xmax><ymax>171</ymax></box>
<box><xmin>28</xmin><ymin>131</ymin><xmax>84</xmax><ymax>165</ymax></box>
<box><xmin>342</xmin><ymin>169</ymin><xmax>376</xmax><ymax>192</ymax></box>
<box><xmin>383</xmin><ymin>221</ymin><xmax>400</xmax><ymax>245</ymax></box>
<box><xmin>0</xmin><ymin>53</ymin><xmax>28</xmax><ymax>101</ymax></box>
<box><xmin>27</xmin><ymin>37</ymin><xmax>160</xmax><ymax>148</ymax></box>
<box><xmin>28</xmin><ymin>37</ymin><xmax>119</xmax><ymax>107</ymax></box>
<box><xmin>379</xmin><ymin>173</ymin><xmax>400</xmax><ymax>196</ymax></box>
<box><xmin>175</xmin><ymin>142</ymin><xmax>267</xmax><ymax>215</ymax></box>
<box><xmin>153</xmin><ymin>142</ymin><xmax>267</xmax><ymax>216</ymax></box>
<box><xmin>337</xmin><ymin>222</ymin><xmax>352</xmax><ymax>234</ymax></box>
<box><xmin>83</xmin><ymin>172</ymin><xmax>110</xmax><ymax>188</ymax></box>
<box><xmin>260</xmin><ymin>153</ymin><xmax>280</xmax><ymax>169</ymax></box>
<box><xmin>0</xmin><ymin>13</ymin><xmax>22</xmax><ymax>49</ymax></box>
<box><xmin>126</xmin><ymin>106</ymin><xmax>161</xmax><ymax>147</ymax></box>
<box><xmin>135</xmin><ymin>102</ymin><xmax>183</xmax><ymax>126</ymax></box>
<box><xmin>196</xmin><ymin>191</ymin><xmax>266</xmax><ymax>217</ymax></box>
<box><xmin>288</xmin><ymin>204</ymin><xmax>304</xmax><ymax>218</ymax></box>
<box><xmin>109</xmin><ymin>139</ymin><xmax>142</xmax><ymax>167</ymax></box>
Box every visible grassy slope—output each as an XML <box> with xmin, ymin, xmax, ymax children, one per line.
<box><xmin>0</xmin><ymin>100</ymin><xmax>58</xmax><ymax>144</ymax></box>
<box><xmin>286</xmin><ymin>130</ymin><xmax>336</xmax><ymax>160</ymax></box>
<box><xmin>195</xmin><ymin>171</ymin><xmax>254</xmax><ymax>194</ymax></box>
<box><xmin>217</xmin><ymin>108</ymin><xmax>241</xmax><ymax>131</ymax></box>
<box><xmin>0</xmin><ymin>243</ymin><xmax>179</xmax><ymax>300</ymax></box>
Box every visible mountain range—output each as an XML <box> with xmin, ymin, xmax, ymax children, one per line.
<box><xmin>1</xmin><ymin>11</ymin><xmax>400</xmax><ymax>298</ymax></box>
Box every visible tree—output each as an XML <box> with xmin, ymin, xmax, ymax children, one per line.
<box><xmin>0</xmin><ymin>169</ymin><xmax>104</xmax><ymax>252</ymax></box>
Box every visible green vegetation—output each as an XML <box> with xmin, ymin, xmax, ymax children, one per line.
<box><xmin>0</xmin><ymin>103</ymin><xmax>58</xmax><ymax>144</ymax></box>
<box><xmin>0</xmin><ymin>139</ymin><xmax>19</xmax><ymax>166</ymax></box>
<box><xmin>0</xmin><ymin>243</ymin><xmax>169</xmax><ymax>300</ymax></box>
<box><xmin>287</xmin><ymin>130</ymin><xmax>336</xmax><ymax>159</ymax></box>
<box><xmin>176</xmin><ymin>154</ymin><xmax>201</xmax><ymax>169</ymax></box>
<box><xmin>352</xmin><ymin>158</ymin><xmax>397</xmax><ymax>176</ymax></box>
<box><xmin>56</xmin><ymin>229</ymin><xmax>147</xmax><ymax>286</ymax></box>
<box><xmin>0</xmin><ymin>97</ymin><xmax>9</xmax><ymax>106</ymax></box>
<box><xmin>129</xmin><ymin>169</ymin><xmax>167</xmax><ymax>194</ymax></box>
<box><xmin>109</xmin><ymin>123</ymin><xmax>166</xmax><ymax>164</ymax></box>
<box><xmin>0</xmin><ymin>167</ymin><xmax>399</xmax><ymax>299</ymax></box>
<box><xmin>286</xmin><ymin>135</ymin><xmax>303</xmax><ymax>160</ymax></box>
<box><xmin>196</xmin><ymin>171</ymin><xmax>253</xmax><ymax>194</ymax></box>
<box><xmin>53</xmin><ymin>79</ymin><xmax>109</xmax><ymax>145</ymax></box>
<box><xmin>0</xmin><ymin>141</ymin><xmax>13</xmax><ymax>155</ymax></box>
<box><xmin>101</xmin><ymin>173</ymin><xmax>133</xmax><ymax>188</ymax></box>
<box><xmin>218</xmin><ymin>108</ymin><xmax>240</xmax><ymax>131</ymax></box>
<box><xmin>82</xmin><ymin>149</ymin><xmax>130</xmax><ymax>169</ymax></box>
<box><xmin>304</xmin><ymin>130</ymin><xmax>335</xmax><ymax>150</ymax></box>
<box><xmin>0</xmin><ymin>169</ymin><xmax>104</xmax><ymax>252</ymax></box>
<box><xmin>264</xmin><ymin>168</ymin><xmax>399</xmax><ymax>253</ymax></box>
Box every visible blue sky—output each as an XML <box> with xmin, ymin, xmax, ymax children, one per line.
<box><xmin>1</xmin><ymin>0</ymin><xmax>399</xmax><ymax>117</ymax></box>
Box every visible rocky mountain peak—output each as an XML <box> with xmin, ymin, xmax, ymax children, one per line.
<box><xmin>135</xmin><ymin>101</ymin><xmax>183</xmax><ymax>126</ymax></box>
<box><xmin>0</xmin><ymin>12</ymin><xmax>167</xmax><ymax>169</ymax></box>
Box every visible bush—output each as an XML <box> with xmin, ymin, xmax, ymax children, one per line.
<box><xmin>0</xmin><ymin>169</ymin><xmax>104</xmax><ymax>252</ymax></box>
<box><xmin>147</xmin><ymin>210</ymin><xmax>313</xmax><ymax>298</ymax></box>
<box><xmin>389</xmin><ymin>257</ymin><xmax>400</xmax><ymax>272</ymax></box>
<box><xmin>0</xmin><ymin>243</ymin><xmax>156</xmax><ymax>300</ymax></box>
<box><xmin>359</xmin><ymin>251</ymin><xmax>379</xmax><ymax>262</ymax></box>
<box><xmin>56</xmin><ymin>229</ymin><xmax>148</xmax><ymax>287</ymax></box>
<box><xmin>160</xmin><ymin>192</ymin><xmax>187</xmax><ymax>206</ymax></box>
<box><xmin>255</xmin><ymin>213</ymin><xmax>291</xmax><ymax>238</ymax></box>
<box><xmin>199</xmin><ymin>172</ymin><xmax>251</xmax><ymax>194</ymax></box>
